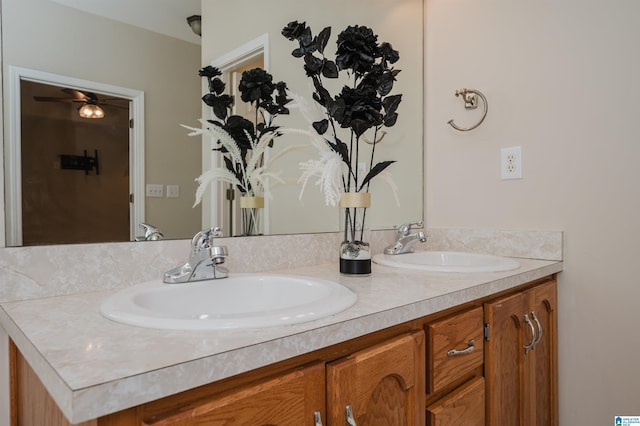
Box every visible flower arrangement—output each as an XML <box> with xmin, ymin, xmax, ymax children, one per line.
<box><xmin>183</xmin><ymin>66</ymin><xmax>292</xmax><ymax>235</ymax></box>
<box><xmin>282</xmin><ymin>20</ymin><xmax>402</xmax><ymax>274</ymax></box>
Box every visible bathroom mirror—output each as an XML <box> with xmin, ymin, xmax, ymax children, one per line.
<box><xmin>1</xmin><ymin>0</ymin><xmax>423</xmax><ymax>246</ymax></box>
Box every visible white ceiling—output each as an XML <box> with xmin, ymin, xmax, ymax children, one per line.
<box><xmin>50</xmin><ymin>0</ymin><xmax>201</xmax><ymax>44</ymax></box>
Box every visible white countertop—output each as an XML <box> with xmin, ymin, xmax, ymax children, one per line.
<box><xmin>0</xmin><ymin>258</ymin><xmax>562</xmax><ymax>423</ymax></box>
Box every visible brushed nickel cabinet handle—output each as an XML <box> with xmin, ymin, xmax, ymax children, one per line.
<box><xmin>447</xmin><ymin>339</ymin><xmax>475</xmax><ymax>357</ymax></box>
<box><xmin>314</xmin><ymin>411</ymin><xmax>324</xmax><ymax>426</ymax></box>
<box><xmin>523</xmin><ymin>314</ymin><xmax>537</xmax><ymax>354</ymax></box>
<box><xmin>346</xmin><ymin>405</ymin><xmax>357</xmax><ymax>426</ymax></box>
<box><xmin>531</xmin><ymin>311</ymin><xmax>543</xmax><ymax>349</ymax></box>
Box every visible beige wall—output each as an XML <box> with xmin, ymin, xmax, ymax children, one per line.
<box><xmin>426</xmin><ymin>0</ymin><xmax>640</xmax><ymax>423</ymax></box>
<box><xmin>2</xmin><ymin>0</ymin><xmax>202</xmax><ymax>240</ymax></box>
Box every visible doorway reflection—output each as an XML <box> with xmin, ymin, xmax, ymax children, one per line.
<box><xmin>20</xmin><ymin>80</ymin><xmax>131</xmax><ymax>245</ymax></box>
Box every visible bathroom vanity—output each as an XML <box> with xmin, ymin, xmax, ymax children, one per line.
<box><xmin>1</xmin><ymin>254</ymin><xmax>561</xmax><ymax>425</ymax></box>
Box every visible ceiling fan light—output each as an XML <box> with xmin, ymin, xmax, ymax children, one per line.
<box><xmin>78</xmin><ymin>103</ymin><xmax>105</xmax><ymax>119</ymax></box>
<box><xmin>187</xmin><ymin>15</ymin><xmax>201</xmax><ymax>36</ymax></box>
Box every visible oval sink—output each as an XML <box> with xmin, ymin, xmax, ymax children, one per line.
<box><xmin>373</xmin><ymin>251</ymin><xmax>520</xmax><ymax>273</ymax></box>
<box><xmin>100</xmin><ymin>274</ymin><xmax>357</xmax><ymax>330</ymax></box>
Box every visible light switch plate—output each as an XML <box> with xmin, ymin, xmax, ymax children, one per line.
<box><xmin>166</xmin><ymin>185</ymin><xmax>180</xmax><ymax>198</ymax></box>
<box><xmin>145</xmin><ymin>184</ymin><xmax>164</xmax><ymax>197</ymax></box>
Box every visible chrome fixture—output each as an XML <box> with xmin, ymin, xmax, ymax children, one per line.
<box><xmin>187</xmin><ymin>15</ymin><xmax>201</xmax><ymax>36</ymax></box>
<box><xmin>383</xmin><ymin>221</ymin><xmax>427</xmax><ymax>255</ymax></box>
<box><xmin>136</xmin><ymin>223</ymin><xmax>164</xmax><ymax>241</ymax></box>
<box><xmin>447</xmin><ymin>88</ymin><xmax>488</xmax><ymax>132</ymax></box>
<box><xmin>163</xmin><ymin>227</ymin><xmax>228</xmax><ymax>283</ymax></box>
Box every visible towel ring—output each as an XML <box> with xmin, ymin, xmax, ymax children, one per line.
<box><xmin>447</xmin><ymin>88</ymin><xmax>488</xmax><ymax>132</ymax></box>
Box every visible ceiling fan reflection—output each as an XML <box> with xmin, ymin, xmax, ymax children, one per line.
<box><xmin>33</xmin><ymin>88</ymin><xmax>128</xmax><ymax>119</ymax></box>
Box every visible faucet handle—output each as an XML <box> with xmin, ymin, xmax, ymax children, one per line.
<box><xmin>191</xmin><ymin>227</ymin><xmax>223</xmax><ymax>252</ymax></box>
<box><xmin>397</xmin><ymin>221</ymin><xmax>424</xmax><ymax>236</ymax></box>
<box><xmin>137</xmin><ymin>223</ymin><xmax>164</xmax><ymax>241</ymax></box>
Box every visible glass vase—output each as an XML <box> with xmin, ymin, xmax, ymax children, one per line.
<box><xmin>339</xmin><ymin>192</ymin><xmax>371</xmax><ymax>275</ymax></box>
<box><xmin>239</xmin><ymin>195</ymin><xmax>264</xmax><ymax>236</ymax></box>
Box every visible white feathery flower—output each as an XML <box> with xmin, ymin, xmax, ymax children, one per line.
<box><xmin>298</xmin><ymin>141</ymin><xmax>344</xmax><ymax>207</ymax></box>
<box><xmin>193</xmin><ymin>167</ymin><xmax>240</xmax><ymax>207</ymax></box>
<box><xmin>184</xmin><ymin>120</ymin><xmax>296</xmax><ymax>205</ymax></box>
<box><xmin>288</xmin><ymin>90</ymin><xmax>326</xmax><ymax>128</ymax></box>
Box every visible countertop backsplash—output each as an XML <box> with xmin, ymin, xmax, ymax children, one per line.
<box><xmin>0</xmin><ymin>228</ymin><xmax>562</xmax><ymax>303</ymax></box>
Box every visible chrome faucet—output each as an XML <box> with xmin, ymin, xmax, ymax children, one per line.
<box><xmin>136</xmin><ymin>223</ymin><xmax>164</xmax><ymax>241</ymax></box>
<box><xmin>163</xmin><ymin>227</ymin><xmax>229</xmax><ymax>283</ymax></box>
<box><xmin>384</xmin><ymin>221</ymin><xmax>427</xmax><ymax>255</ymax></box>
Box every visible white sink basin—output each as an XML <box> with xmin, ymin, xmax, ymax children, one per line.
<box><xmin>100</xmin><ymin>274</ymin><xmax>357</xmax><ymax>330</ymax></box>
<box><xmin>373</xmin><ymin>251</ymin><xmax>520</xmax><ymax>273</ymax></box>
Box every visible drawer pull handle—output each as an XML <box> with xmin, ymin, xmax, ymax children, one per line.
<box><xmin>523</xmin><ymin>313</ymin><xmax>537</xmax><ymax>354</ymax></box>
<box><xmin>447</xmin><ymin>339</ymin><xmax>475</xmax><ymax>357</ymax></box>
<box><xmin>346</xmin><ymin>405</ymin><xmax>358</xmax><ymax>426</ymax></box>
<box><xmin>314</xmin><ymin>411</ymin><xmax>324</xmax><ymax>426</ymax></box>
<box><xmin>531</xmin><ymin>311</ymin><xmax>543</xmax><ymax>349</ymax></box>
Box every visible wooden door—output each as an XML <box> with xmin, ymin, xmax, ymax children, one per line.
<box><xmin>326</xmin><ymin>331</ymin><xmax>425</xmax><ymax>426</ymax></box>
<box><xmin>484</xmin><ymin>291</ymin><xmax>530</xmax><ymax>426</ymax></box>
<box><xmin>141</xmin><ymin>363</ymin><xmax>325</xmax><ymax>426</ymax></box>
<box><xmin>20</xmin><ymin>79</ymin><xmax>131</xmax><ymax>246</ymax></box>
<box><xmin>528</xmin><ymin>281</ymin><xmax>558</xmax><ymax>426</ymax></box>
<box><xmin>426</xmin><ymin>376</ymin><xmax>485</xmax><ymax>426</ymax></box>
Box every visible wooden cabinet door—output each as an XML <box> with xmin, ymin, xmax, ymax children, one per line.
<box><xmin>484</xmin><ymin>291</ymin><xmax>529</xmax><ymax>426</ymax></box>
<box><xmin>528</xmin><ymin>280</ymin><xmax>558</xmax><ymax>426</ymax></box>
<box><xmin>485</xmin><ymin>279</ymin><xmax>558</xmax><ymax>426</ymax></box>
<box><xmin>326</xmin><ymin>331</ymin><xmax>425</xmax><ymax>426</ymax></box>
<box><xmin>141</xmin><ymin>362</ymin><xmax>325</xmax><ymax>426</ymax></box>
<box><xmin>426</xmin><ymin>376</ymin><xmax>485</xmax><ymax>426</ymax></box>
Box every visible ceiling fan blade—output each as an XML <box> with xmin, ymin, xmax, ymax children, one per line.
<box><xmin>33</xmin><ymin>96</ymin><xmax>82</xmax><ymax>103</ymax></box>
<box><xmin>62</xmin><ymin>88</ymin><xmax>98</xmax><ymax>101</ymax></box>
<box><xmin>100</xmin><ymin>101</ymin><xmax>130</xmax><ymax>109</ymax></box>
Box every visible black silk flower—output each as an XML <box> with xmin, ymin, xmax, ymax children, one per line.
<box><xmin>282</xmin><ymin>20</ymin><xmax>402</xmax><ymax>192</ymax></box>
<box><xmin>238</xmin><ymin>68</ymin><xmax>275</xmax><ymax>104</ymax></box>
<box><xmin>332</xmin><ymin>85</ymin><xmax>383</xmax><ymax>137</ymax></box>
<box><xmin>196</xmin><ymin>66</ymin><xmax>291</xmax><ymax>194</ymax></box>
<box><xmin>335</xmin><ymin>25</ymin><xmax>379</xmax><ymax>74</ymax></box>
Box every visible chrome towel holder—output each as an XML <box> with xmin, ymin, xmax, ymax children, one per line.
<box><xmin>447</xmin><ymin>88</ymin><xmax>488</xmax><ymax>132</ymax></box>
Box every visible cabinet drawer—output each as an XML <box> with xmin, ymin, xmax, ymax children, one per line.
<box><xmin>426</xmin><ymin>306</ymin><xmax>484</xmax><ymax>393</ymax></box>
<box><xmin>427</xmin><ymin>376</ymin><xmax>485</xmax><ymax>426</ymax></box>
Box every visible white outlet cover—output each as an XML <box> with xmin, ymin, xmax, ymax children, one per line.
<box><xmin>501</xmin><ymin>147</ymin><xmax>522</xmax><ymax>180</ymax></box>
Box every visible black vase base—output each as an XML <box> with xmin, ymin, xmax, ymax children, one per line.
<box><xmin>340</xmin><ymin>258</ymin><xmax>372</xmax><ymax>275</ymax></box>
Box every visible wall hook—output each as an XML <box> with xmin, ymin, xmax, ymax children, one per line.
<box><xmin>447</xmin><ymin>88</ymin><xmax>488</xmax><ymax>132</ymax></box>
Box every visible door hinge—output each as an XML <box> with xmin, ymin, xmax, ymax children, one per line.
<box><xmin>129</xmin><ymin>118</ymin><xmax>134</xmax><ymax>128</ymax></box>
<box><xmin>129</xmin><ymin>193</ymin><xmax>134</xmax><ymax>203</ymax></box>
<box><xmin>484</xmin><ymin>323</ymin><xmax>490</xmax><ymax>341</ymax></box>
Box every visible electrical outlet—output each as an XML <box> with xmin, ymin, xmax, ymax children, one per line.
<box><xmin>501</xmin><ymin>147</ymin><xmax>522</xmax><ymax>180</ymax></box>
<box><xmin>145</xmin><ymin>184</ymin><xmax>164</xmax><ymax>198</ymax></box>
<box><xmin>166</xmin><ymin>185</ymin><xmax>180</xmax><ymax>198</ymax></box>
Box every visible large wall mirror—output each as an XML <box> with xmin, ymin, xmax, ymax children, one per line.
<box><xmin>1</xmin><ymin>0</ymin><xmax>423</xmax><ymax>247</ymax></box>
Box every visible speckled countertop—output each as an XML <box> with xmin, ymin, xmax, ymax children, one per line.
<box><xmin>0</xmin><ymin>257</ymin><xmax>562</xmax><ymax>423</ymax></box>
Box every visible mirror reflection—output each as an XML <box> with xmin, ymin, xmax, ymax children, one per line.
<box><xmin>20</xmin><ymin>80</ymin><xmax>131</xmax><ymax>245</ymax></box>
<box><xmin>2</xmin><ymin>0</ymin><xmax>423</xmax><ymax>247</ymax></box>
